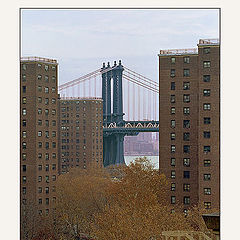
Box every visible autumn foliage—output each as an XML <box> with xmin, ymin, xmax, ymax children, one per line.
<box><xmin>50</xmin><ymin>157</ymin><xmax>213</xmax><ymax>240</ymax></box>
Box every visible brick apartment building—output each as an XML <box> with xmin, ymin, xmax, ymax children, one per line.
<box><xmin>20</xmin><ymin>57</ymin><xmax>59</xmax><ymax>237</ymax></box>
<box><xmin>158</xmin><ymin>39</ymin><xmax>220</xmax><ymax>212</ymax></box>
<box><xmin>58</xmin><ymin>97</ymin><xmax>103</xmax><ymax>173</ymax></box>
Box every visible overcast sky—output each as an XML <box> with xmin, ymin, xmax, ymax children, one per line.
<box><xmin>21</xmin><ymin>9</ymin><xmax>219</xmax><ymax>85</ymax></box>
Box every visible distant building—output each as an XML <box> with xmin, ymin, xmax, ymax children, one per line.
<box><xmin>158</xmin><ymin>39</ymin><xmax>220</xmax><ymax>212</ymax></box>
<box><xmin>20</xmin><ymin>57</ymin><xmax>59</xmax><ymax>238</ymax></box>
<box><xmin>58</xmin><ymin>97</ymin><xmax>103</xmax><ymax>173</ymax></box>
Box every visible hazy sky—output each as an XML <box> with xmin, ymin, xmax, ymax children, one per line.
<box><xmin>21</xmin><ymin>9</ymin><xmax>219</xmax><ymax>85</ymax></box>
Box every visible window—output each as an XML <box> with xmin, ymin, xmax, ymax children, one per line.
<box><xmin>183</xmin><ymin>145</ymin><xmax>190</xmax><ymax>153</ymax></box>
<box><xmin>203</xmin><ymin>61</ymin><xmax>211</xmax><ymax>68</ymax></box>
<box><xmin>22</xmin><ymin>97</ymin><xmax>27</xmax><ymax>104</ymax></box>
<box><xmin>203</xmin><ymin>75</ymin><xmax>211</xmax><ymax>82</ymax></box>
<box><xmin>203</xmin><ymin>89</ymin><xmax>211</xmax><ymax>96</ymax></box>
<box><xmin>183</xmin><ymin>69</ymin><xmax>190</xmax><ymax>77</ymax></box>
<box><xmin>183</xmin><ymin>196</ymin><xmax>190</xmax><ymax>205</ymax></box>
<box><xmin>52</xmin><ymin>66</ymin><xmax>56</xmax><ymax>71</ymax></box>
<box><xmin>171</xmin><ymin>196</ymin><xmax>176</xmax><ymax>204</ymax></box>
<box><xmin>183</xmin><ymin>184</ymin><xmax>190</xmax><ymax>192</ymax></box>
<box><xmin>38</xmin><ymin>198</ymin><xmax>42</xmax><ymax>204</ymax></box>
<box><xmin>52</xmin><ymin>175</ymin><xmax>56</xmax><ymax>181</ymax></box>
<box><xmin>22</xmin><ymin>131</ymin><xmax>27</xmax><ymax>138</ymax></box>
<box><xmin>38</xmin><ymin>97</ymin><xmax>42</xmax><ymax>103</ymax></box>
<box><xmin>171</xmin><ymin>107</ymin><xmax>176</xmax><ymax>114</ymax></box>
<box><xmin>45</xmin><ymin>120</ymin><xmax>49</xmax><ymax>127</ymax></box>
<box><xmin>38</xmin><ymin>74</ymin><xmax>42</xmax><ymax>80</ymax></box>
<box><xmin>38</xmin><ymin>176</ymin><xmax>42</xmax><ymax>182</ymax></box>
<box><xmin>22</xmin><ymin>153</ymin><xmax>26</xmax><ymax>160</ymax></box>
<box><xmin>183</xmin><ymin>158</ymin><xmax>190</xmax><ymax>166</ymax></box>
<box><xmin>171</xmin><ymin>82</ymin><xmax>175</xmax><ymax>90</ymax></box>
<box><xmin>46</xmin><ymin>198</ymin><xmax>49</xmax><ymax>205</ymax></box>
<box><xmin>38</xmin><ymin>142</ymin><xmax>42</xmax><ymax>148</ymax></box>
<box><xmin>52</xmin><ymin>109</ymin><xmax>56</xmax><ymax>115</ymax></box>
<box><xmin>22</xmin><ymin>142</ymin><xmax>27</xmax><ymax>149</ymax></box>
<box><xmin>204</xmin><ymin>174</ymin><xmax>211</xmax><ymax>181</ymax></box>
<box><xmin>22</xmin><ymin>64</ymin><xmax>27</xmax><ymax>70</ymax></box>
<box><xmin>38</xmin><ymin>131</ymin><xmax>42</xmax><ymax>137</ymax></box>
<box><xmin>170</xmin><ymin>69</ymin><xmax>175</xmax><ymax>77</ymax></box>
<box><xmin>204</xmin><ymin>117</ymin><xmax>211</xmax><ymax>124</ymax></box>
<box><xmin>45</xmin><ymin>187</ymin><xmax>49</xmax><ymax>194</ymax></box>
<box><xmin>45</xmin><ymin>75</ymin><xmax>49</xmax><ymax>82</ymax></box>
<box><xmin>45</xmin><ymin>109</ymin><xmax>49</xmax><ymax>116</ymax></box>
<box><xmin>22</xmin><ymin>120</ymin><xmax>26</xmax><ymax>127</ymax></box>
<box><xmin>184</xmin><ymin>56</ymin><xmax>190</xmax><ymax>63</ymax></box>
<box><xmin>52</xmin><ymin>131</ymin><xmax>56</xmax><ymax>137</ymax></box>
<box><xmin>204</xmin><ymin>159</ymin><xmax>211</xmax><ymax>167</ymax></box>
<box><xmin>52</xmin><ymin>164</ymin><xmax>56</xmax><ymax>170</ymax></box>
<box><xmin>183</xmin><ymin>120</ymin><xmax>190</xmax><ymax>128</ymax></box>
<box><xmin>45</xmin><ymin>142</ymin><xmax>49</xmax><ymax>150</ymax></box>
<box><xmin>38</xmin><ymin>108</ymin><xmax>42</xmax><ymax>115</ymax></box>
<box><xmin>203</xmin><ymin>103</ymin><xmax>211</xmax><ymax>110</ymax></box>
<box><xmin>171</xmin><ymin>133</ymin><xmax>176</xmax><ymax>140</ymax></box>
<box><xmin>183</xmin><ymin>171</ymin><xmax>190</xmax><ymax>179</ymax></box>
<box><xmin>22</xmin><ymin>108</ymin><xmax>27</xmax><ymax>116</ymax></box>
<box><xmin>52</xmin><ymin>153</ymin><xmax>56</xmax><ymax>159</ymax></box>
<box><xmin>45</xmin><ymin>153</ymin><xmax>49</xmax><ymax>160</ymax></box>
<box><xmin>52</xmin><ymin>98</ymin><xmax>56</xmax><ymax>104</ymax></box>
<box><xmin>38</xmin><ymin>165</ymin><xmax>42</xmax><ymax>171</ymax></box>
<box><xmin>183</xmin><ymin>132</ymin><xmax>190</xmax><ymax>141</ymax></box>
<box><xmin>52</xmin><ymin>87</ymin><xmax>56</xmax><ymax>93</ymax></box>
<box><xmin>45</xmin><ymin>165</ymin><xmax>49</xmax><ymax>172</ymax></box>
<box><xmin>171</xmin><ymin>120</ymin><xmax>176</xmax><ymax>128</ymax></box>
<box><xmin>22</xmin><ymin>86</ymin><xmax>26</xmax><ymax>93</ymax></box>
<box><xmin>38</xmin><ymin>153</ymin><xmax>42</xmax><ymax>159</ymax></box>
<box><xmin>171</xmin><ymin>170</ymin><xmax>176</xmax><ymax>179</ymax></box>
<box><xmin>38</xmin><ymin>187</ymin><xmax>42</xmax><ymax>193</ymax></box>
<box><xmin>204</xmin><ymin>188</ymin><xmax>211</xmax><ymax>195</ymax></box>
<box><xmin>170</xmin><ymin>95</ymin><xmax>175</xmax><ymax>103</ymax></box>
<box><xmin>203</xmin><ymin>47</ymin><xmax>211</xmax><ymax>54</ymax></box>
<box><xmin>204</xmin><ymin>131</ymin><xmax>211</xmax><ymax>138</ymax></box>
<box><xmin>183</xmin><ymin>107</ymin><xmax>190</xmax><ymax>115</ymax></box>
<box><xmin>45</xmin><ymin>87</ymin><xmax>49</xmax><ymax>93</ymax></box>
<box><xmin>171</xmin><ymin>145</ymin><xmax>176</xmax><ymax>153</ymax></box>
<box><xmin>22</xmin><ymin>187</ymin><xmax>26</xmax><ymax>194</ymax></box>
<box><xmin>171</xmin><ymin>158</ymin><xmax>176</xmax><ymax>166</ymax></box>
<box><xmin>46</xmin><ymin>176</ymin><xmax>49</xmax><ymax>183</ymax></box>
<box><xmin>171</xmin><ymin>57</ymin><xmax>176</xmax><ymax>64</ymax></box>
<box><xmin>204</xmin><ymin>202</ymin><xmax>211</xmax><ymax>209</ymax></box>
<box><xmin>52</xmin><ymin>142</ymin><xmax>56</xmax><ymax>148</ymax></box>
<box><xmin>204</xmin><ymin>146</ymin><xmax>211</xmax><ymax>153</ymax></box>
<box><xmin>44</xmin><ymin>65</ymin><xmax>49</xmax><ymax>71</ymax></box>
<box><xmin>38</xmin><ymin>86</ymin><xmax>42</xmax><ymax>92</ymax></box>
<box><xmin>45</xmin><ymin>98</ymin><xmax>49</xmax><ymax>105</ymax></box>
<box><xmin>52</xmin><ymin>76</ymin><xmax>56</xmax><ymax>83</ymax></box>
<box><xmin>22</xmin><ymin>176</ymin><xmax>27</xmax><ymax>183</ymax></box>
<box><xmin>171</xmin><ymin>183</ymin><xmax>176</xmax><ymax>191</ymax></box>
<box><xmin>183</xmin><ymin>94</ymin><xmax>190</xmax><ymax>103</ymax></box>
<box><xmin>183</xmin><ymin>82</ymin><xmax>190</xmax><ymax>90</ymax></box>
<box><xmin>22</xmin><ymin>165</ymin><xmax>26</xmax><ymax>172</ymax></box>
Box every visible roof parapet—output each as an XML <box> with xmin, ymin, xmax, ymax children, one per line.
<box><xmin>21</xmin><ymin>56</ymin><xmax>57</xmax><ymax>64</ymax></box>
<box><xmin>198</xmin><ymin>38</ymin><xmax>219</xmax><ymax>45</ymax></box>
<box><xmin>159</xmin><ymin>48</ymin><xmax>198</xmax><ymax>56</ymax></box>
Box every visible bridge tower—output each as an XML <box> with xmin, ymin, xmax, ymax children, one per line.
<box><xmin>101</xmin><ymin>60</ymin><xmax>125</xmax><ymax>166</ymax></box>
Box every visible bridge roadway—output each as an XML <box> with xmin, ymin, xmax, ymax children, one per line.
<box><xmin>103</xmin><ymin>120</ymin><xmax>159</xmax><ymax>135</ymax></box>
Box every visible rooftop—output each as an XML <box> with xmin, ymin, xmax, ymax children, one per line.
<box><xmin>60</xmin><ymin>96</ymin><xmax>103</xmax><ymax>101</ymax></box>
<box><xmin>21</xmin><ymin>56</ymin><xmax>57</xmax><ymax>64</ymax></box>
<box><xmin>198</xmin><ymin>38</ymin><xmax>219</xmax><ymax>45</ymax></box>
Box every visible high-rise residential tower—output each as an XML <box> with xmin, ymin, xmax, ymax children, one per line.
<box><xmin>58</xmin><ymin>97</ymin><xmax>103</xmax><ymax>173</ymax></box>
<box><xmin>20</xmin><ymin>57</ymin><xmax>59</xmax><ymax>238</ymax></box>
<box><xmin>159</xmin><ymin>39</ymin><xmax>220</xmax><ymax>212</ymax></box>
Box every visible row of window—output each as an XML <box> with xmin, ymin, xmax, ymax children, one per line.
<box><xmin>171</xmin><ymin>171</ymin><xmax>211</xmax><ymax>180</ymax></box>
<box><xmin>22</xmin><ymin>175</ymin><xmax>56</xmax><ymax>183</ymax></box>
<box><xmin>170</xmin><ymin>118</ymin><xmax>211</xmax><ymax>128</ymax></box>
<box><xmin>170</xmin><ymin>183</ymin><xmax>211</xmax><ymax>194</ymax></box>
<box><xmin>37</xmin><ymin>131</ymin><xmax>56</xmax><ymax>138</ymax></box>
<box><xmin>61</xmin><ymin>107</ymin><xmax>101</xmax><ymax>112</ymax></box>
<box><xmin>22</xmin><ymin>119</ymin><xmax>56</xmax><ymax>127</ymax></box>
<box><xmin>22</xmin><ymin>64</ymin><xmax>56</xmax><ymax>71</ymax></box>
<box><xmin>170</xmin><ymin>145</ymin><xmax>211</xmax><ymax>153</ymax></box>
<box><xmin>22</xmin><ymin>142</ymin><xmax>57</xmax><ymax>149</ymax></box>
<box><xmin>170</xmin><ymin>158</ymin><xmax>211</xmax><ymax>167</ymax></box>
<box><xmin>170</xmin><ymin>131</ymin><xmax>210</xmax><ymax>140</ymax></box>
<box><xmin>22</xmin><ymin>152</ymin><xmax>56</xmax><ymax>161</ymax></box>
<box><xmin>22</xmin><ymin>164</ymin><xmax>56</xmax><ymax>172</ymax></box>
<box><xmin>171</xmin><ymin>196</ymin><xmax>212</xmax><ymax>208</ymax></box>
<box><xmin>170</xmin><ymin>62</ymin><xmax>211</xmax><ymax>77</ymax></box>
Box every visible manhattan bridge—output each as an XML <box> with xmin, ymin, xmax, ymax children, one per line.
<box><xmin>59</xmin><ymin>60</ymin><xmax>159</xmax><ymax>167</ymax></box>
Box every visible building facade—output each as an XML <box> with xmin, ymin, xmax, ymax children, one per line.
<box><xmin>159</xmin><ymin>39</ymin><xmax>220</xmax><ymax>212</ymax></box>
<box><xmin>20</xmin><ymin>57</ymin><xmax>59</xmax><ymax>237</ymax></box>
<box><xmin>58</xmin><ymin>97</ymin><xmax>103</xmax><ymax>173</ymax></box>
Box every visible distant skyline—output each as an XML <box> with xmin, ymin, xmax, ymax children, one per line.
<box><xmin>21</xmin><ymin>9</ymin><xmax>219</xmax><ymax>85</ymax></box>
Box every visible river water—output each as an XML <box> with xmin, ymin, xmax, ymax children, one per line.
<box><xmin>124</xmin><ymin>155</ymin><xmax>159</xmax><ymax>169</ymax></box>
